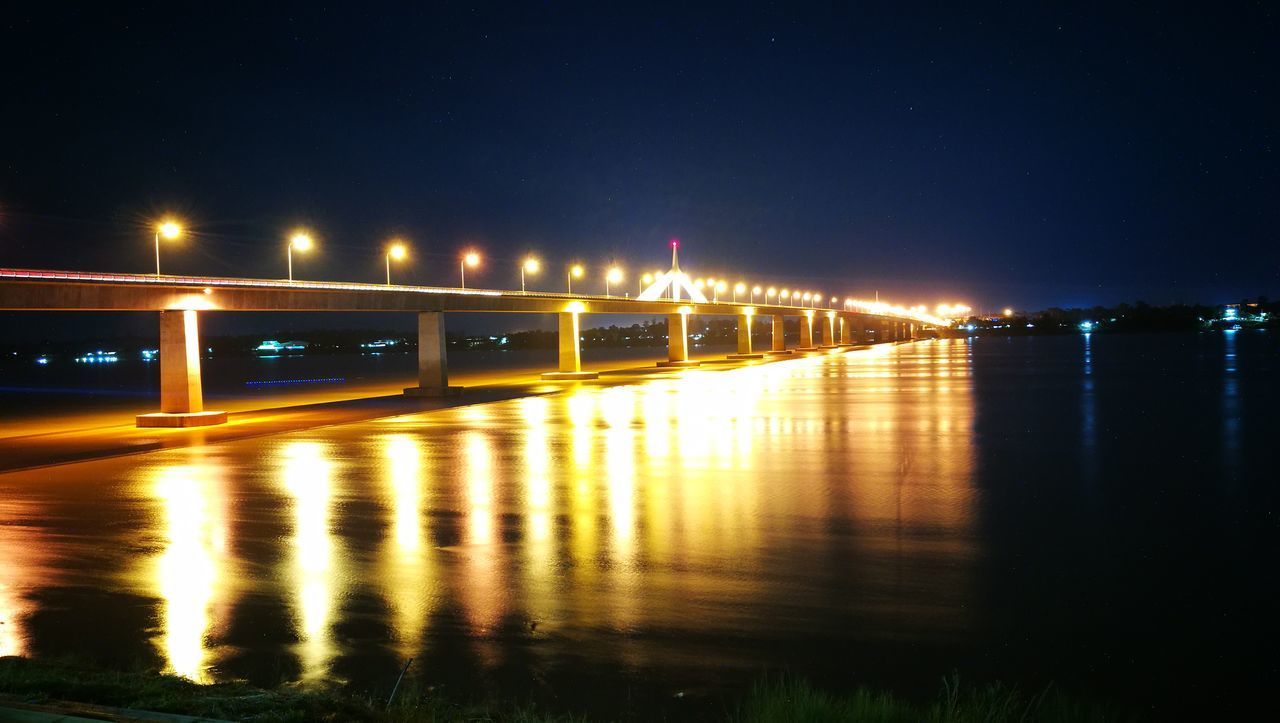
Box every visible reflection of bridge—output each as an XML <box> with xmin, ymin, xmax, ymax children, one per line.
<box><xmin>0</xmin><ymin>268</ymin><xmax>932</xmax><ymax>427</ymax></box>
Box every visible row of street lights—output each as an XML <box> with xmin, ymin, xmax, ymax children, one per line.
<box><xmin>150</xmin><ymin>219</ymin><xmax>930</xmax><ymax>313</ymax></box>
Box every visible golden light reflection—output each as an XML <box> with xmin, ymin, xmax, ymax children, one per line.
<box><xmin>279</xmin><ymin>440</ymin><xmax>340</xmax><ymax>683</ymax></box>
<box><xmin>151</xmin><ymin>461</ymin><xmax>229</xmax><ymax>682</ymax></box>
<box><xmin>379</xmin><ymin>434</ymin><xmax>433</xmax><ymax>658</ymax></box>
<box><xmin>0</xmin><ymin>508</ymin><xmax>47</xmax><ymax>659</ymax></box>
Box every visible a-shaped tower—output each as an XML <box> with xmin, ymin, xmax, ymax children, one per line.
<box><xmin>636</xmin><ymin>239</ymin><xmax>708</xmax><ymax>303</ymax></box>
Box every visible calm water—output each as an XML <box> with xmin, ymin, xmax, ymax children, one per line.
<box><xmin>0</xmin><ymin>333</ymin><xmax>1275</xmax><ymax>716</ymax></box>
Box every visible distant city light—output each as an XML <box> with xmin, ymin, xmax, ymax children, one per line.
<box><xmin>1079</xmin><ymin>321</ymin><xmax>1094</xmax><ymax>332</ymax></box>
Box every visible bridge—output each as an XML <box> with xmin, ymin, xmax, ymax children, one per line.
<box><xmin>0</xmin><ymin>267</ymin><xmax>938</xmax><ymax>427</ymax></box>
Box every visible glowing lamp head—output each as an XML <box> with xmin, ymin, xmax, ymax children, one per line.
<box><xmin>735</xmin><ymin>282</ymin><xmax>747</xmax><ymax>293</ymax></box>
<box><xmin>524</xmin><ymin>257</ymin><xmax>541</xmax><ymax>273</ymax></box>
<box><xmin>463</xmin><ymin>251</ymin><xmax>481</xmax><ymax>267</ymax></box>
<box><xmin>606</xmin><ymin>267</ymin><xmax>623</xmax><ymax>283</ymax></box>
<box><xmin>716</xmin><ymin>281</ymin><xmax>727</xmax><ymax>292</ymax></box>
<box><xmin>1003</xmin><ymin>307</ymin><xmax>1013</xmax><ymax>317</ymax></box>
<box><xmin>157</xmin><ymin>220</ymin><xmax>182</xmax><ymax>240</ymax></box>
<box><xmin>388</xmin><ymin>243</ymin><xmax>407</xmax><ymax>260</ymax></box>
<box><xmin>780</xmin><ymin>288</ymin><xmax>789</xmax><ymax>298</ymax></box>
<box><xmin>802</xmin><ymin>292</ymin><xmax>812</xmax><ymax>302</ymax></box>
<box><xmin>642</xmin><ymin>273</ymin><xmax>654</xmax><ymax>284</ymax></box>
<box><xmin>752</xmin><ymin>285</ymin><xmax>762</xmax><ymax>294</ymax></box>
<box><xmin>694</xmin><ymin>278</ymin><xmax>706</xmax><ymax>289</ymax></box>
<box><xmin>706</xmin><ymin>277</ymin><xmax>716</xmax><ymax>286</ymax></box>
<box><xmin>290</xmin><ymin>232</ymin><xmax>313</xmax><ymax>251</ymax></box>
<box><xmin>767</xmin><ymin>287</ymin><xmax>777</xmax><ymax>296</ymax></box>
<box><xmin>570</xmin><ymin>264</ymin><xmax>584</xmax><ymax>278</ymax></box>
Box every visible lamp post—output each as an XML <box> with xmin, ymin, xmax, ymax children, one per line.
<box><xmin>385</xmin><ymin>242</ymin><xmax>407</xmax><ymax>285</ymax></box>
<box><xmin>287</xmin><ymin>231</ymin><xmax>313</xmax><ymax>282</ymax></box>
<box><xmin>751</xmin><ymin>285</ymin><xmax>762</xmax><ymax>304</ymax></box>
<box><xmin>460</xmin><ymin>251</ymin><xmax>480</xmax><ymax>289</ymax></box>
<box><xmin>567</xmin><ymin>264</ymin><xmax>584</xmax><ymax>293</ymax></box>
<box><xmin>714</xmin><ymin>280</ymin><xmax>727</xmax><ymax>303</ymax></box>
<box><xmin>521</xmin><ymin>256</ymin><xmax>540</xmax><ymax>292</ymax></box>
<box><xmin>734</xmin><ymin>282</ymin><xmax>746</xmax><ymax>303</ymax></box>
<box><xmin>605</xmin><ymin>266</ymin><xmax>623</xmax><ymax>296</ymax></box>
<box><xmin>154</xmin><ymin>220</ymin><xmax>182</xmax><ymax>276</ymax></box>
<box><xmin>639</xmin><ymin>272</ymin><xmax>653</xmax><ymax>296</ymax></box>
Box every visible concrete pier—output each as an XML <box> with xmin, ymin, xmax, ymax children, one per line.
<box><xmin>839</xmin><ymin>315</ymin><xmax>853</xmax><ymax>345</ymax></box>
<box><xmin>404</xmin><ymin>311</ymin><xmax>463</xmax><ymax>396</ymax></box>
<box><xmin>819</xmin><ymin>312</ymin><xmax>838</xmax><ymax>348</ymax></box>
<box><xmin>136</xmin><ymin>310</ymin><xmax>228</xmax><ymax>427</ymax></box>
<box><xmin>765</xmin><ymin>314</ymin><xmax>792</xmax><ymax>355</ymax></box>
<box><xmin>542</xmin><ymin>309</ymin><xmax>599</xmax><ymax>380</ymax></box>
<box><xmin>728</xmin><ymin>312</ymin><xmax>764</xmax><ymax>359</ymax></box>
<box><xmin>796</xmin><ymin>311</ymin><xmax>818</xmax><ymax>351</ymax></box>
<box><xmin>658</xmin><ymin>310</ymin><xmax>700</xmax><ymax>367</ymax></box>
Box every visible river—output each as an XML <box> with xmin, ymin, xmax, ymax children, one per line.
<box><xmin>0</xmin><ymin>332</ymin><xmax>1274</xmax><ymax>717</ymax></box>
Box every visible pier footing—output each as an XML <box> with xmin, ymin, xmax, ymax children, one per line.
<box><xmin>136</xmin><ymin>411</ymin><xmax>228</xmax><ymax>428</ymax></box>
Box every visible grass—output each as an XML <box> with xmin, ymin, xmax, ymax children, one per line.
<box><xmin>731</xmin><ymin>675</ymin><xmax>1127</xmax><ymax>723</ymax></box>
<box><xmin>0</xmin><ymin>656</ymin><xmax>1129</xmax><ymax>722</ymax></box>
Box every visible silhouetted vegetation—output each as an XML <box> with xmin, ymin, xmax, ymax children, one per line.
<box><xmin>958</xmin><ymin>297</ymin><xmax>1275</xmax><ymax>336</ymax></box>
<box><xmin>0</xmin><ymin>657</ymin><xmax>1132</xmax><ymax>722</ymax></box>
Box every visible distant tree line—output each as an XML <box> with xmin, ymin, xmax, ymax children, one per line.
<box><xmin>962</xmin><ymin>297</ymin><xmax>1275</xmax><ymax>335</ymax></box>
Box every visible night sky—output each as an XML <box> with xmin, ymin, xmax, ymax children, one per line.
<box><xmin>2</xmin><ymin>2</ymin><xmax>1277</xmax><ymax>331</ymax></box>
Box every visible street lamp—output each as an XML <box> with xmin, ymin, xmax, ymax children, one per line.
<box><xmin>154</xmin><ymin>219</ymin><xmax>182</xmax><ymax>276</ymax></box>
<box><xmin>715</xmin><ymin>280</ymin><xmax>727</xmax><ymax>303</ymax></box>
<box><xmin>385</xmin><ymin>241</ymin><xmax>407</xmax><ymax>285</ymax></box>
<box><xmin>639</xmin><ymin>272</ymin><xmax>654</xmax><ymax>296</ymax></box>
<box><xmin>567</xmin><ymin>263</ymin><xmax>584</xmax><ymax>293</ymax></box>
<box><xmin>734</xmin><ymin>282</ymin><xmax>746</xmax><ymax>303</ymax></box>
<box><xmin>779</xmin><ymin>288</ymin><xmax>790</xmax><ymax>305</ymax></box>
<box><xmin>751</xmin><ymin>285</ymin><xmax>762</xmax><ymax>303</ymax></box>
<box><xmin>287</xmin><ymin>231</ymin><xmax>313</xmax><ymax>282</ymax></box>
<box><xmin>521</xmin><ymin>256</ymin><xmax>540</xmax><ymax>292</ymax></box>
<box><xmin>460</xmin><ymin>250</ymin><xmax>480</xmax><ymax>289</ymax></box>
<box><xmin>605</xmin><ymin>266</ymin><xmax>623</xmax><ymax>296</ymax></box>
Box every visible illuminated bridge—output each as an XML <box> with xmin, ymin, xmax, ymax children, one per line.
<box><xmin>0</xmin><ymin>268</ymin><xmax>940</xmax><ymax>428</ymax></box>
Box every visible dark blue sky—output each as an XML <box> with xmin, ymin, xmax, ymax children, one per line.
<box><xmin>2</xmin><ymin>2</ymin><xmax>1276</xmax><ymax>319</ymax></box>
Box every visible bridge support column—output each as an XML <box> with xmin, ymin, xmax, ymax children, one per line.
<box><xmin>542</xmin><ymin>310</ymin><xmax>599</xmax><ymax>380</ymax></box>
<box><xmin>839</xmin><ymin>316</ymin><xmax>853</xmax><ymax>345</ymax></box>
<box><xmin>765</xmin><ymin>314</ymin><xmax>791</xmax><ymax>355</ymax></box>
<box><xmin>907</xmin><ymin>322</ymin><xmax>917</xmax><ymax>340</ymax></box>
<box><xmin>404</xmin><ymin>311</ymin><xmax>463</xmax><ymax>396</ymax></box>
<box><xmin>728</xmin><ymin>313</ymin><xmax>764</xmax><ymax>359</ymax></box>
<box><xmin>796</xmin><ymin>312</ymin><xmax>818</xmax><ymax>351</ymax></box>
<box><xmin>819</xmin><ymin>313</ymin><xmax>838</xmax><ymax>348</ymax></box>
<box><xmin>852</xmin><ymin>316</ymin><xmax>865</xmax><ymax>344</ymax></box>
<box><xmin>658</xmin><ymin>311</ymin><xmax>700</xmax><ymax>367</ymax></box>
<box><xmin>136</xmin><ymin>310</ymin><xmax>227</xmax><ymax>427</ymax></box>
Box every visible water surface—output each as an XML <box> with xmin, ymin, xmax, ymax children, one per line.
<box><xmin>1</xmin><ymin>333</ymin><xmax>1275</xmax><ymax>716</ymax></box>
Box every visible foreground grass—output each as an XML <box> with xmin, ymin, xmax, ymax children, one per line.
<box><xmin>731</xmin><ymin>675</ymin><xmax>1126</xmax><ymax>723</ymax></box>
<box><xmin>0</xmin><ymin>657</ymin><xmax>1127</xmax><ymax>722</ymax></box>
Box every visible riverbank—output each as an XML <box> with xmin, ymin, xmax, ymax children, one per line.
<box><xmin>0</xmin><ymin>657</ymin><xmax>1127</xmax><ymax>722</ymax></box>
